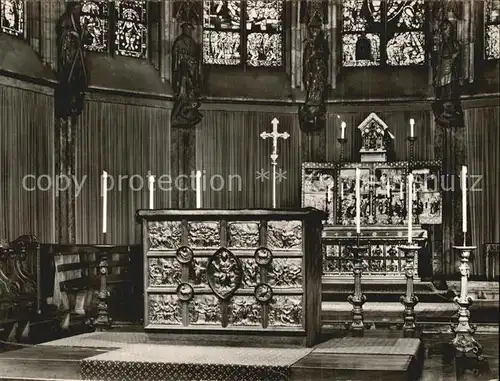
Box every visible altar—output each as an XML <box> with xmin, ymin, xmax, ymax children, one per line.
<box><xmin>136</xmin><ymin>208</ymin><xmax>326</xmax><ymax>347</ymax></box>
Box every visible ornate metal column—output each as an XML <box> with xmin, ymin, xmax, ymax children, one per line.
<box><xmin>93</xmin><ymin>250</ymin><xmax>112</xmax><ymax>331</ymax></box>
<box><xmin>399</xmin><ymin>244</ymin><xmax>420</xmax><ymax>338</ymax></box>
<box><xmin>347</xmin><ymin>241</ymin><xmax>368</xmax><ymax>337</ymax></box>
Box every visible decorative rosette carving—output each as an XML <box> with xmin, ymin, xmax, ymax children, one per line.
<box><xmin>177</xmin><ymin>283</ymin><xmax>195</xmax><ymax>302</ymax></box>
<box><xmin>254</xmin><ymin>283</ymin><xmax>273</xmax><ymax>303</ymax></box>
<box><xmin>176</xmin><ymin>246</ymin><xmax>194</xmax><ymax>264</ymax></box>
<box><xmin>254</xmin><ymin>247</ymin><xmax>273</xmax><ymax>266</ymax></box>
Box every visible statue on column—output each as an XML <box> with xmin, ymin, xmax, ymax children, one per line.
<box><xmin>299</xmin><ymin>21</ymin><xmax>329</xmax><ymax>132</ymax></box>
<box><xmin>171</xmin><ymin>22</ymin><xmax>203</xmax><ymax>128</ymax></box>
<box><xmin>432</xmin><ymin>5</ymin><xmax>464</xmax><ymax>128</ymax></box>
<box><xmin>55</xmin><ymin>2</ymin><xmax>89</xmax><ymax>119</ymax></box>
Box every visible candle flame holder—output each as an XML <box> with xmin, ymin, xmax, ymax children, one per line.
<box><xmin>446</xmin><ymin>245</ymin><xmax>489</xmax><ymax>376</ymax></box>
<box><xmin>398</xmin><ymin>243</ymin><xmax>421</xmax><ymax>338</ymax></box>
<box><xmin>338</xmin><ymin>138</ymin><xmax>347</xmax><ymax>163</ymax></box>
<box><xmin>407</xmin><ymin>136</ymin><xmax>417</xmax><ymax>165</ymax></box>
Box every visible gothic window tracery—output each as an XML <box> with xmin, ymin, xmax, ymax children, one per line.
<box><xmin>80</xmin><ymin>0</ymin><xmax>148</xmax><ymax>58</ymax></box>
<box><xmin>202</xmin><ymin>0</ymin><xmax>284</xmax><ymax>67</ymax></box>
<box><xmin>342</xmin><ymin>0</ymin><xmax>426</xmax><ymax>67</ymax></box>
<box><xmin>0</xmin><ymin>0</ymin><xmax>24</xmax><ymax>37</ymax></box>
<box><xmin>484</xmin><ymin>0</ymin><xmax>500</xmax><ymax>59</ymax></box>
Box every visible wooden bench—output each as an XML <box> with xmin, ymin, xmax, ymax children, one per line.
<box><xmin>41</xmin><ymin>244</ymin><xmax>141</xmax><ymax>333</ymax></box>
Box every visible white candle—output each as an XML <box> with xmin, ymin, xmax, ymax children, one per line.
<box><xmin>340</xmin><ymin>182</ymin><xmax>344</xmax><ymax>200</ymax></box>
<box><xmin>462</xmin><ymin>166</ymin><xmax>467</xmax><ymax>233</ymax></box>
<box><xmin>102</xmin><ymin>171</ymin><xmax>107</xmax><ymax>234</ymax></box>
<box><xmin>148</xmin><ymin>175</ymin><xmax>155</xmax><ymax>209</ymax></box>
<box><xmin>196</xmin><ymin>170</ymin><xmax>202</xmax><ymax>208</ymax></box>
<box><xmin>400</xmin><ymin>181</ymin><xmax>404</xmax><ymax>200</ymax></box>
<box><xmin>387</xmin><ymin>179</ymin><xmax>390</xmax><ymax>197</ymax></box>
<box><xmin>341</xmin><ymin>121</ymin><xmax>346</xmax><ymax>139</ymax></box>
<box><xmin>410</xmin><ymin>118</ymin><xmax>415</xmax><ymax>138</ymax></box>
<box><xmin>355</xmin><ymin>168</ymin><xmax>361</xmax><ymax>234</ymax></box>
<box><xmin>408</xmin><ymin>174</ymin><xmax>413</xmax><ymax>243</ymax></box>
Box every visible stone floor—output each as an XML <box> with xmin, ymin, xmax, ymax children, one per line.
<box><xmin>0</xmin><ymin>330</ymin><xmax>497</xmax><ymax>381</ymax></box>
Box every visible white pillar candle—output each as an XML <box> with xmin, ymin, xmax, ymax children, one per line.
<box><xmin>387</xmin><ymin>179</ymin><xmax>390</xmax><ymax>197</ymax></box>
<box><xmin>400</xmin><ymin>181</ymin><xmax>404</xmax><ymax>200</ymax></box>
<box><xmin>102</xmin><ymin>171</ymin><xmax>108</xmax><ymax>234</ymax></box>
<box><xmin>148</xmin><ymin>175</ymin><xmax>155</xmax><ymax>209</ymax></box>
<box><xmin>410</xmin><ymin>118</ymin><xmax>415</xmax><ymax>138</ymax></box>
<box><xmin>341</xmin><ymin>121</ymin><xmax>346</xmax><ymax>139</ymax></box>
<box><xmin>355</xmin><ymin>168</ymin><xmax>361</xmax><ymax>234</ymax></box>
<box><xmin>408</xmin><ymin>174</ymin><xmax>413</xmax><ymax>243</ymax></box>
<box><xmin>462</xmin><ymin>166</ymin><xmax>467</xmax><ymax>233</ymax></box>
<box><xmin>340</xmin><ymin>182</ymin><xmax>344</xmax><ymax>200</ymax></box>
<box><xmin>196</xmin><ymin>170</ymin><xmax>202</xmax><ymax>209</ymax></box>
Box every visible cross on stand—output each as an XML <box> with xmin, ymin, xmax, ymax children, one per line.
<box><xmin>260</xmin><ymin>118</ymin><xmax>290</xmax><ymax>209</ymax></box>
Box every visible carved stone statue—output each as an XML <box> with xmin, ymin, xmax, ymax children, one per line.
<box><xmin>55</xmin><ymin>2</ymin><xmax>89</xmax><ymax>119</ymax></box>
<box><xmin>432</xmin><ymin>18</ymin><xmax>464</xmax><ymax>127</ymax></box>
<box><xmin>171</xmin><ymin>23</ymin><xmax>203</xmax><ymax>128</ymax></box>
<box><xmin>299</xmin><ymin>22</ymin><xmax>329</xmax><ymax>132</ymax></box>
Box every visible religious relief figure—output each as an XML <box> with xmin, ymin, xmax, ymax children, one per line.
<box><xmin>171</xmin><ymin>23</ymin><xmax>203</xmax><ymax>128</ymax></box>
<box><xmin>299</xmin><ymin>22</ymin><xmax>329</xmax><ymax>132</ymax></box>
<box><xmin>432</xmin><ymin>15</ymin><xmax>464</xmax><ymax>128</ymax></box>
<box><xmin>55</xmin><ymin>2</ymin><xmax>90</xmax><ymax>119</ymax></box>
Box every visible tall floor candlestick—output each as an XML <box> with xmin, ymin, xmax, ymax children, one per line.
<box><xmin>347</xmin><ymin>236</ymin><xmax>368</xmax><ymax>337</ymax></box>
<box><xmin>399</xmin><ymin>243</ymin><xmax>420</xmax><ymax>338</ymax></box>
<box><xmin>449</xmin><ymin>245</ymin><xmax>488</xmax><ymax>375</ymax></box>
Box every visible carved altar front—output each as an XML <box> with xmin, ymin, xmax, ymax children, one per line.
<box><xmin>136</xmin><ymin>208</ymin><xmax>325</xmax><ymax>347</ymax></box>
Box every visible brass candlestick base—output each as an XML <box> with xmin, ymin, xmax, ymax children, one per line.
<box><xmin>338</xmin><ymin>138</ymin><xmax>347</xmax><ymax>163</ymax></box>
<box><xmin>399</xmin><ymin>244</ymin><xmax>420</xmax><ymax>338</ymax></box>
<box><xmin>448</xmin><ymin>246</ymin><xmax>489</xmax><ymax>376</ymax></box>
<box><xmin>346</xmin><ymin>244</ymin><xmax>368</xmax><ymax>337</ymax></box>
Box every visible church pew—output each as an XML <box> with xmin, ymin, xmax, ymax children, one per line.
<box><xmin>41</xmin><ymin>244</ymin><xmax>142</xmax><ymax>333</ymax></box>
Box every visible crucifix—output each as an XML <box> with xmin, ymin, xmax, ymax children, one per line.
<box><xmin>260</xmin><ymin>118</ymin><xmax>290</xmax><ymax>208</ymax></box>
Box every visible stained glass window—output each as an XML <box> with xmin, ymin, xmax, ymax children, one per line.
<box><xmin>342</xmin><ymin>0</ymin><xmax>426</xmax><ymax>67</ymax></box>
<box><xmin>115</xmin><ymin>0</ymin><xmax>148</xmax><ymax>58</ymax></box>
<box><xmin>203</xmin><ymin>0</ymin><xmax>284</xmax><ymax>67</ymax></box>
<box><xmin>0</xmin><ymin>0</ymin><xmax>24</xmax><ymax>37</ymax></box>
<box><xmin>485</xmin><ymin>0</ymin><xmax>500</xmax><ymax>60</ymax></box>
<box><xmin>81</xmin><ymin>0</ymin><xmax>109</xmax><ymax>53</ymax></box>
<box><xmin>80</xmin><ymin>0</ymin><xmax>148</xmax><ymax>59</ymax></box>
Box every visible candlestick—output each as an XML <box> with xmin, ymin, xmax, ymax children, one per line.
<box><xmin>409</xmin><ymin>118</ymin><xmax>415</xmax><ymax>138</ymax></box>
<box><xmin>337</xmin><ymin>137</ymin><xmax>347</xmax><ymax>163</ymax></box>
<box><xmin>449</xmin><ymin>245</ymin><xmax>488</xmax><ymax>375</ymax></box>
<box><xmin>148</xmin><ymin>175</ymin><xmax>155</xmax><ymax>209</ymax></box>
<box><xmin>408</xmin><ymin>174</ymin><xmax>413</xmax><ymax>243</ymax></box>
<box><xmin>196</xmin><ymin>170</ymin><xmax>202</xmax><ymax>209</ymax></box>
<box><xmin>341</xmin><ymin>121</ymin><xmax>346</xmax><ymax>139</ymax></box>
<box><xmin>347</xmin><ymin>237</ymin><xmax>368</xmax><ymax>337</ymax></box>
<box><xmin>399</xmin><ymin>243</ymin><xmax>420</xmax><ymax>338</ymax></box>
<box><xmin>355</xmin><ymin>168</ymin><xmax>361</xmax><ymax>234</ymax></box>
<box><xmin>102</xmin><ymin>171</ymin><xmax>107</xmax><ymax>234</ymax></box>
<box><xmin>462</xmin><ymin>166</ymin><xmax>467</xmax><ymax>233</ymax></box>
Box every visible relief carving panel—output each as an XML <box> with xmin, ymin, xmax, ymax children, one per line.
<box><xmin>148</xmin><ymin>294</ymin><xmax>182</xmax><ymax>325</ymax></box>
<box><xmin>148</xmin><ymin>221</ymin><xmax>182</xmax><ymax>250</ymax></box>
<box><xmin>241</xmin><ymin>258</ymin><xmax>261</xmax><ymax>288</ymax></box>
<box><xmin>228</xmin><ymin>296</ymin><xmax>261</xmax><ymax>326</ymax></box>
<box><xmin>149</xmin><ymin>258</ymin><xmax>182</xmax><ymax>286</ymax></box>
<box><xmin>188</xmin><ymin>257</ymin><xmax>208</xmax><ymax>287</ymax></box>
<box><xmin>268</xmin><ymin>295</ymin><xmax>303</xmax><ymax>327</ymax></box>
<box><xmin>267</xmin><ymin>221</ymin><xmax>302</xmax><ymax>250</ymax></box>
<box><xmin>189</xmin><ymin>294</ymin><xmax>221</xmax><ymax>325</ymax></box>
<box><xmin>268</xmin><ymin>258</ymin><xmax>302</xmax><ymax>288</ymax></box>
<box><xmin>188</xmin><ymin>222</ymin><xmax>220</xmax><ymax>247</ymax></box>
<box><xmin>206</xmin><ymin>248</ymin><xmax>243</xmax><ymax>299</ymax></box>
<box><xmin>227</xmin><ymin>222</ymin><xmax>260</xmax><ymax>248</ymax></box>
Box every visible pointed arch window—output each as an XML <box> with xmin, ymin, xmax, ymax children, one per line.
<box><xmin>342</xmin><ymin>0</ymin><xmax>426</xmax><ymax>67</ymax></box>
<box><xmin>484</xmin><ymin>0</ymin><xmax>500</xmax><ymax>59</ymax></box>
<box><xmin>202</xmin><ymin>0</ymin><xmax>284</xmax><ymax>67</ymax></box>
<box><xmin>0</xmin><ymin>0</ymin><xmax>24</xmax><ymax>37</ymax></box>
<box><xmin>81</xmin><ymin>0</ymin><xmax>148</xmax><ymax>58</ymax></box>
